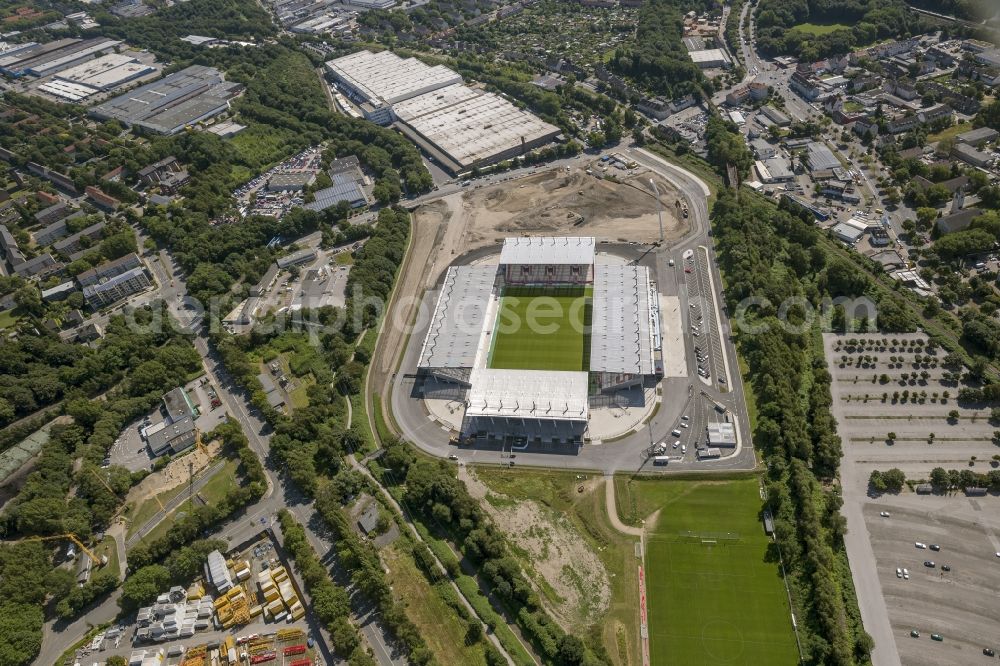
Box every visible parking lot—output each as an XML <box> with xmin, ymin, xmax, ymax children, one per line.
<box><xmin>107</xmin><ymin>377</ymin><xmax>228</xmax><ymax>472</ymax></box>
<box><xmin>826</xmin><ymin>332</ymin><xmax>1000</xmax><ymax>665</ymax></box>
<box><xmin>682</xmin><ymin>247</ymin><xmax>726</xmax><ymax>388</ymax></box>
<box><xmin>864</xmin><ymin>496</ymin><xmax>1000</xmax><ymax>665</ymax></box>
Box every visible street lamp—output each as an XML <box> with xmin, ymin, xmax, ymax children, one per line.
<box><xmin>649</xmin><ymin>178</ymin><xmax>665</xmax><ymax>244</ymax></box>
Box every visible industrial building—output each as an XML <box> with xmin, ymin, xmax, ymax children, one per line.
<box><xmin>325</xmin><ymin>51</ymin><xmax>560</xmax><ymax>173</ymax></box>
<box><xmin>393</xmin><ymin>84</ymin><xmax>562</xmax><ymax>174</ymax></box>
<box><xmin>276</xmin><ymin>248</ymin><xmax>317</xmax><ymax>269</ymax></box>
<box><xmin>325</xmin><ymin>50</ymin><xmax>462</xmax><ymax>123</ymax></box>
<box><xmin>417</xmin><ymin>237</ymin><xmax>660</xmax><ymax>444</ymax></box>
<box><xmin>0</xmin><ymin>38</ymin><xmax>122</xmax><ymax>78</ymax></box>
<box><xmin>36</xmin><ymin>52</ymin><xmax>157</xmax><ymax>103</ymax></box>
<box><xmin>688</xmin><ymin>48</ymin><xmax>731</xmax><ymax>68</ymax></box>
<box><xmin>956</xmin><ymin>126</ymin><xmax>998</xmax><ymax>147</ymax></box>
<box><xmin>804</xmin><ymin>142</ymin><xmax>841</xmax><ymax>172</ymax></box>
<box><xmin>266</xmin><ymin>172</ymin><xmax>316</xmax><ymax>192</ymax></box>
<box><xmin>82</xmin><ymin>266</ymin><xmax>151</xmax><ymax>308</ymax></box>
<box><xmin>90</xmin><ymin>66</ymin><xmax>242</xmax><ymax>135</ymax></box>
<box><xmin>303</xmin><ymin>172</ymin><xmax>368</xmax><ymax>211</ymax></box>
<box><xmin>143</xmin><ymin>387</ymin><xmax>199</xmax><ymax>457</ymax></box>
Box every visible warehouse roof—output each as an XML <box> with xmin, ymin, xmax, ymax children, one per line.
<box><xmin>303</xmin><ymin>173</ymin><xmax>367</xmax><ymax>211</ymax></box>
<box><xmin>590</xmin><ymin>264</ymin><xmax>654</xmax><ymax>375</ymax></box>
<box><xmin>499</xmin><ymin>236</ymin><xmax>595</xmax><ymax>266</ymax></box>
<box><xmin>325</xmin><ymin>50</ymin><xmax>462</xmax><ymax>106</ymax></box>
<box><xmin>804</xmin><ymin>142</ymin><xmax>841</xmax><ymax>171</ymax></box>
<box><xmin>418</xmin><ymin>265</ymin><xmax>495</xmax><ymax>369</ymax></box>
<box><xmin>465</xmin><ymin>368</ymin><xmax>589</xmax><ymax>422</ymax></box>
<box><xmin>393</xmin><ymin>85</ymin><xmax>561</xmax><ymax>169</ymax></box>
<box><xmin>957</xmin><ymin>126</ymin><xmax>998</xmax><ymax>144</ymax></box>
<box><xmin>689</xmin><ymin>48</ymin><xmax>730</xmax><ymax>65</ymax></box>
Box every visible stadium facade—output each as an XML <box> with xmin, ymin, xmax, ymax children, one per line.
<box><xmin>417</xmin><ymin>237</ymin><xmax>662</xmax><ymax>446</ymax></box>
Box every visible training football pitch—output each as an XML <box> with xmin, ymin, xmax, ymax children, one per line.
<box><xmin>488</xmin><ymin>286</ymin><xmax>591</xmax><ymax>372</ymax></box>
<box><xmin>645</xmin><ymin>479</ymin><xmax>799</xmax><ymax>665</ymax></box>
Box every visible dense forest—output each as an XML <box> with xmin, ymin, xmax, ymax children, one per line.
<box><xmin>606</xmin><ymin>0</ymin><xmax>707</xmax><ymax>98</ymax></box>
<box><xmin>754</xmin><ymin>0</ymin><xmax>931</xmax><ymax>60</ymax></box>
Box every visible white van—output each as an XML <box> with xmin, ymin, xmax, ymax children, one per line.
<box><xmin>671</xmin><ymin>429</ymin><xmax>681</xmax><ymax>437</ymax></box>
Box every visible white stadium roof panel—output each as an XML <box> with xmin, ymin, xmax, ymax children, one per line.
<box><xmin>590</xmin><ymin>264</ymin><xmax>655</xmax><ymax>375</ymax></box>
<box><xmin>418</xmin><ymin>265</ymin><xmax>496</xmax><ymax>369</ymax></box>
<box><xmin>499</xmin><ymin>236</ymin><xmax>595</xmax><ymax>266</ymax></box>
<box><xmin>465</xmin><ymin>368</ymin><xmax>589</xmax><ymax>422</ymax></box>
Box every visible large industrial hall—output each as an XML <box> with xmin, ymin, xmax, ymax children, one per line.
<box><xmin>325</xmin><ymin>50</ymin><xmax>561</xmax><ymax>174</ymax></box>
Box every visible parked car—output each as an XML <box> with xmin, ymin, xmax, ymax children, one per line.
<box><xmin>910</xmin><ymin>630</ymin><xmax>920</xmax><ymax>638</ymax></box>
<box><xmin>929</xmin><ymin>544</ymin><xmax>940</xmax><ymax>551</ymax></box>
<box><xmin>902</xmin><ymin>568</ymin><xmax>909</xmax><ymax>579</ymax></box>
<box><xmin>941</xmin><ymin>565</ymin><xmax>951</xmax><ymax>572</ymax></box>
<box><xmin>924</xmin><ymin>561</ymin><xmax>935</xmax><ymax>568</ymax></box>
<box><xmin>880</xmin><ymin>511</ymin><xmax>891</xmax><ymax>517</ymax></box>
<box><xmin>895</xmin><ymin>567</ymin><xmax>902</xmax><ymax>578</ymax></box>
<box><xmin>931</xmin><ymin>634</ymin><xmax>943</xmax><ymax>642</ymax></box>
<box><xmin>983</xmin><ymin>648</ymin><xmax>995</xmax><ymax>657</ymax></box>
<box><xmin>915</xmin><ymin>542</ymin><xmax>926</xmax><ymax>549</ymax></box>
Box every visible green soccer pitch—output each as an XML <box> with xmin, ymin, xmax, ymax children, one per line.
<box><xmin>646</xmin><ymin>479</ymin><xmax>799</xmax><ymax>665</ymax></box>
<box><xmin>487</xmin><ymin>286</ymin><xmax>591</xmax><ymax>372</ymax></box>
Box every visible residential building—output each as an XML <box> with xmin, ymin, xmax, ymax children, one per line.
<box><xmin>53</xmin><ymin>220</ymin><xmax>105</xmax><ymax>256</ymax></box>
<box><xmin>138</xmin><ymin>156</ymin><xmax>190</xmax><ymax>194</ymax></box>
<box><xmin>14</xmin><ymin>253</ymin><xmax>62</xmax><ymax>279</ymax></box>
<box><xmin>76</xmin><ymin>252</ymin><xmax>143</xmax><ymax>287</ymax></box>
<box><xmin>82</xmin><ymin>266</ymin><xmax>151</xmax><ymax>308</ymax></box>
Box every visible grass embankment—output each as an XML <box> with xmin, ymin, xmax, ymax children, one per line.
<box><xmin>474</xmin><ymin>469</ymin><xmax>642</xmax><ymax>666</ymax></box>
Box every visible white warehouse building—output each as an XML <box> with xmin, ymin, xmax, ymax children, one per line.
<box><xmin>325</xmin><ymin>50</ymin><xmax>561</xmax><ymax>174</ymax></box>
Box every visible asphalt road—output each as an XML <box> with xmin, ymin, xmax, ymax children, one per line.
<box><xmin>388</xmin><ymin>142</ymin><xmax>757</xmax><ymax>476</ymax></box>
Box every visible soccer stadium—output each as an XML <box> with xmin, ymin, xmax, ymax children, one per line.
<box><xmin>417</xmin><ymin>236</ymin><xmax>662</xmax><ymax>447</ymax></box>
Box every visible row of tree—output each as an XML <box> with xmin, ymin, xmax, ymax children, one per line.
<box><xmin>713</xmin><ymin>184</ymin><xmax>875</xmax><ymax>664</ymax></box>
<box><xmin>378</xmin><ymin>439</ymin><xmax>601</xmax><ymax>665</ymax></box>
<box><xmin>277</xmin><ymin>510</ymin><xmax>376</xmax><ymax>665</ymax></box>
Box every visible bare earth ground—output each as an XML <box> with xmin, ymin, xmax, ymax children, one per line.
<box><xmin>459</xmin><ymin>466</ymin><xmax>611</xmax><ymax>630</ymax></box>
<box><xmin>125</xmin><ymin>439</ymin><xmax>222</xmax><ymax>504</ymax></box>
<box><xmin>373</xmin><ymin>163</ymin><xmax>687</xmax><ymax>390</ymax></box>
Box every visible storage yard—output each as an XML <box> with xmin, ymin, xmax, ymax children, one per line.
<box><xmin>325</xmin><ymin>50</ymin><xmax>560</xmax><ymax>173</ymax></box>
<box><xmin>71</xmin><ymin>533</ymin><xmax>317</xmax><ymax>665</ymax></box>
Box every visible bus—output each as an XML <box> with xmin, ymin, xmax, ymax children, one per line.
<box><xmin>653</xmin><ymin>456</ymin><xmax>669</xmax><ymax>466</ymax></box>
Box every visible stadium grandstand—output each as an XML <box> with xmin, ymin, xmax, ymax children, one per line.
<box><xmin>416</xmin><ymin>236</ymin><xmax>661</xmax><ymax>446</ymax></box>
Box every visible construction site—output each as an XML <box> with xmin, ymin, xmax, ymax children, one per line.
<box><xmin>371</xmin><ymin>157</ymin><xmax>686</xmax><ymax>405</ymax></box>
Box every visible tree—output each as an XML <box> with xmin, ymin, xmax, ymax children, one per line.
<box><xmin>930</xmin><ymin>467</ymin><xmax>949</xmax><ymax>489</ymax></box>
<box><xmin>887</xmin><ymin>432</ymin><xmax>897</xmax><ymax>442</ymax></box>
<box><xmin>120</xmin><ymin>565</ymin><xmax>171</xmax><ymax>612</ymax></box>
<box><xmin>948</xmin><ymin>409</ymin><xmax>960</xmax><ymax>421</ymax></box>
<box><xmin>557</xmin><ymin>634</ymin><xmax>586</xmax><ymax>665</ymax></box>
<box><xmin>882</xmin><ymin>468</ymin><xmax>906</xmax><ymax>492</ymax></box>
<box><xmin>868</xmin><ymin>470</ymin><xmax>887</xmax><ymax>492</ymax></box>
<box><xmin>13</xmin><ymin>284</ymin><xmax>42</xmax><ymax>315</ymax></box>
<box><xmin>107</xmin><ymin>657</ymin><xmax>127</xmax><ymax>666</ymax></box>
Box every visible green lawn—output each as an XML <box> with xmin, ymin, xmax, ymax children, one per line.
<box><xmin>792</xmin><ymin>21</ymin><xmax>850</xmax><ymax>35</ymax></box>
<box><xmin>488</xmin><ymin>286</ymin><xmax>591</xmax><ymax>372</ymax></box>
<box><xmin>639</xmin><ymin>479</ymin><xmax>798</xmax><ymax>666</ymax></box>
<box><xmin>929</xmin><ymin>120</ymin><xmax>973</xmax><ymax>144</ymax></box>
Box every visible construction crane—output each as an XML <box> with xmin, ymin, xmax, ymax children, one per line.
<box><xmin>21</xmin><ymin>533</ymin><xmax>105</xmax><ymax>566</ymax></box>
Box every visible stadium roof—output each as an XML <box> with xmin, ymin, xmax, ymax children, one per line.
<box><xmin>418</xmin><ymin>265</ymin><xmax>495</xmax><ymax>369</ymax></box>
<box><xmin>590</xmin><ymin>264</ymin><xmax>655</xmax><ymax>375</ymax></box>
<box><xmin>465</xmin><ymin>368</ymin><xmax>588</xmax><ymax>422</ymax></box>
<box><xmin>499</xmin><ymin>236</ymin><xmax>595</xmax><ymax>266</ymax></box>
